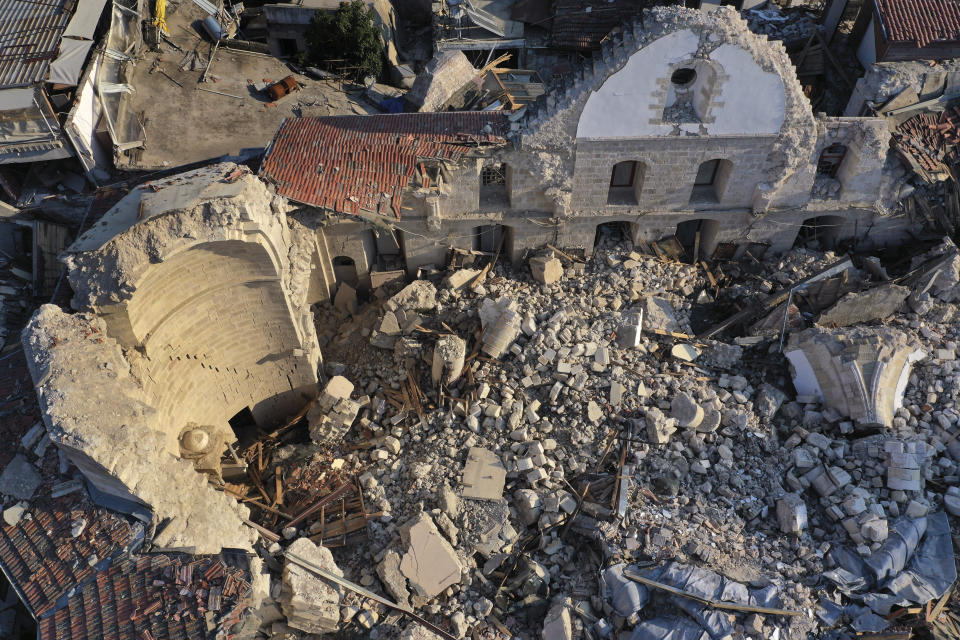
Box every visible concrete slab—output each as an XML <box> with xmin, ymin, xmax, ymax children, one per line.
<box><xmin>461</xmin><ymin>447</ymin><xmax>506</xmax><ymax>501</ymax></box>
<box><xmin>0</xmin><ymin>455</ymin><xmax>41</xmax><ymax>500</ymax></box>
<box><xmin>399</xmin><ymin>513</ymin><xmax>462</xmax><ymax>598</ymax></box>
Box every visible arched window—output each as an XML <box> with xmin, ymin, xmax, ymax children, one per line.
<box><xmin>607</xmin><ymin>161</ymin><xmax>645</xmax><ymax>205</ymax></box>
<box><xmin>479</xmin><ymin>162</ymin><xmax>509</xmax><ymax>208</ymax></box>
<box><xmin>817</xmin><ymin>144</ymin><xmax>847</xmax><ymax>178</ymax></box>
<box><xmin>690</xmin><ymin>159</ymin><xmax>733</xmax><ymax>204</ymax></box>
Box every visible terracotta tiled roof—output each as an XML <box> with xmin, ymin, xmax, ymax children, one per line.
<box><xmin>0</xmin><ymin>500</ymin><xmax>139</xmax><ymax>618</ymax></box>
<box><xmin>260</xmin><ymin>112</ymin><xmax>511</xmax><ymax>218</ymax></box>
<box><xmin>37</xmin><ymin>554</ymin><xmax>252</xmax><ymax>640</ymax></box>
<box><xmin>874</xmin><ymin>0</ymin><xmax>960</xmax><ymax>47</ymax></box>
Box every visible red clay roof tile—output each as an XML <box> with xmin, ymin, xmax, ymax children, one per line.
<box><xmin>260</xmin><ymin>112</ymin><xmax>510</xmax><ymax>218</ymax></box>
<box><xmin>875</xmin><ymin>0</ymin><xmax>960</xmax><ymax>47</ymax></box>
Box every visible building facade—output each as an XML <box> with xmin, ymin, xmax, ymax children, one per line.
<box><xmin>260</xmin><ymin>7</ymin><xmax>909</xmax><ymax>298</ymax></box>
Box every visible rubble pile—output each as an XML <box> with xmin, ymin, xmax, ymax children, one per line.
<box><xmin>276</xmin><ymin>236</ymin><xmax>960</xmax><ymax>639</ymax></box>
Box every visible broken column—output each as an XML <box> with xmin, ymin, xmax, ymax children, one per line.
<box><xmin>307</xmin><ymin>376</ymin><xmax>362</xmax><ymax>443</ymax></box>
<box><xmin>671</xmin><ymin>393</ymin><xmax>704</xmax><ymax>429</ymax></box>
<box><xmin>785</xmin><ymin>327</ymin><xmax>925</xmax><ymax>427</ymax></box>
<box><xmin>281</xmin><ymin>538</ymin><xmax>344</xmax><ymax>634</ymax></box>
<box><xmin>529</xmin><ymin>253</ymin><xmax>563</xmax><ymax>285</ymax></box>
<box><xmin>479</xmin><ymin>297</ymin><xmax>521</xmax><ymax>358</ymax></box>
<box><xmin>432</xmin><ymin>335</ymin><xmax>466</xmax><ymax>386</ymax></box>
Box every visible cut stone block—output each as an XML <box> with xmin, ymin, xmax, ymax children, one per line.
<box><xmin>461</xmin><ymin>447</ymin><xmax>506</xmax><ymax>500</ymax></box>
<box><xmin>529</xmin><ymin>254</ymin><xmax>563</xmax><ymax>285</ymax></box>
<box><xmin>776</xmin><ymin>493</ymin><xmax>808</xmax><ymax>534</ymax></box>
<box><xmin>281</xmin><ymin>538</ymin><xmax>344</xmax><ymax>634</ymax></box>
<box><xmin>399</xmin><ymin>513</ymin><xmax>463</xmax><ymax>598</ymax></box>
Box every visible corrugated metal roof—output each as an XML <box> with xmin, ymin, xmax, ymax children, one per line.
<box><xmin>260</xmin><ymin>112</ymin><xmax>511</xmax><ymax>218</ymax></box>
<box><xmin>0</xmin><ymin>0</ymin><xmax>78</xmax><ymax>89</ymax></box>
<box><xmin>875</xmin><ymin>0</ymin><xmax>960</xmax><ymax>47</ymax></box>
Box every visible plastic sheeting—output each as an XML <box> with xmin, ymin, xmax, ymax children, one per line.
<box><xmin>48</xmin><ymin>38</ymin><xmax>94</xmax><ymax>86</ymax></box>
<box><xmin>63</xmin><ymin>0</ymin><xmax>109</xmax><ymax>39</ymax></box>
<box><xmin>629</xmin><ymin>617</ymin><xmax>710</xmax><ymax>640</ymax></box>
<box><xmin>628</xmin><ymin>562</ymin><xmax>785</xmax><ymax>640</ymax></box>
<box><xmin>823</xmin><ymin>514</ymin><xmax>956</xmax><ymax>617</ymax></box>
<box><xmin>864</xmin><ymin>516</ymin><xmax>927</xmax><ymax>584</ymax></box>
<box><xmin>601</xmin><ymin>563</ymin><xmax>649</xmax><ymax>617</ymax></box>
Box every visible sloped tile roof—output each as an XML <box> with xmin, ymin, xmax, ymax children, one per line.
<box><xmin>37</xmin><ymin>554</ymin><xmax>251</xmax><ymax>640</ymax></box>
<box><xmin>259</xmin><ymin>112</ymin><xmax>510</xmax><ymax>218</ymax></box>
<box><xmin>874</xmin><ymin>0</ymin><xmax>960</xmax><ymax>47</ymax></box>
<box><xmin>0</xmin><ymin>499</ymin><xmax>138</xmax><ymax>618</ymax></box>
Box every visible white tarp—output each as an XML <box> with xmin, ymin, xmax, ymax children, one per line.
<box><xmin>64</xmin><ymin>50</ymin><xmax>111</xmax><ymax>177</ymax></box>
<box><xmin>0</xmin><ymin>88</ymin><xmax>36</xmax><ymax>110</ymax></box>
<box><xmin>63</xmin><ymin>0</ymin><xmax>110</xmax><ymax>39</ymax></box>
<box><xmin>48</xmin><ymin>38</ymin><xmax>94</xmax><ymax>86</ymax></box>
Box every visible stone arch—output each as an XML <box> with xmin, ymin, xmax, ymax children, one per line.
<box><xmin>690</xmin><ymin>158</ymin><xmax>734</xmax><ymax>204</ymax></box>
<box><xmin>332</xmin><ymin>255</ymin><xmax>359</xmax><ymax>287</ymax></box>
<box><xmin>793</xmin><ymin>215</ymin><xmax>847</xmax><ymax>250</ymax></box>
<box><xmin>675</xmin><ymin>218</ymin><xmax>720</xmax><ymax>262</ymax></box>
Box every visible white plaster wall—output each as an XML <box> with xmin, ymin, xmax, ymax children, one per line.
<box><xmin>577</xmin><ymin>30</ymin><xmax>700</xmax><ymax>139</ymax></box>
<box><xmin>576</xmin><ymin>31</ymin><xmax>786</xmax><ymax>139</ymax></box>
<box><xmin>857</xmin><ymin>18</ymin><xmax>877</xmax><ymax>67</ymax></box>
<box><xmin>709</xmin><ymin>44</ymin><xmax>785</xmax><ymax>135</ymax></box>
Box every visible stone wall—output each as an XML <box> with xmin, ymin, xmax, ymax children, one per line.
<box><xmin>22</xmin><ymin>163</ymin><xmax>323</xmax><ymax>553</ymax></box>
<box><xmin>61</xmin><ymin>164</ymin><xmax>320</xmax><ymax>453</ymax></box>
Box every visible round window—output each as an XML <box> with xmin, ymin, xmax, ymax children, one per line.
<box><xmin>671</xmin><ymin>67</ymin><xmax>697</xmax><ymax>86</ymax></box>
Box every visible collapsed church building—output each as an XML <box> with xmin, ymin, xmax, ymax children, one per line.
<box><xmin>259</xmin><ymin>7</ymin><xmax>903</xmax><ymax>297</ymax></box>
<box><xmin>4</xmin><ymin>5</ymin><xmax>960</xmax><ymax>640</ymax></box>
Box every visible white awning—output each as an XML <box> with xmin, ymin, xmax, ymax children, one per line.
<box><xmin>48</xmin><ymin>38</ymin><xmax>94</xmax><ymax>86</ymax></box>
<box><xmin>63</xmin><ymin>0</ymin><xmax>110</xmax><ymax>39</ymax></box>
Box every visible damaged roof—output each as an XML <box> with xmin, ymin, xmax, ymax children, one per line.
<box><xmin>0</xmin><ymin>499</ymin><xmax>139</xmax><ymax>618</ymax></box>
<box><xmin>37</xmin><ymin>553</ymin><xmax>252</xmax><ymax>640</ymax></box>
<box><xmin>551</xmin><ymin>0</ymin><xmax>659</xmax><ymax>50</ymax></box>
<box><xmin>874</xmin><ymin>0</ymin><xmax>960</xmax><ymax>48</ymax></box>
<box><xmin>0</xmin><ymin>0</ymin><xmax>78</xmax><ymax>88</ymax></box>
<box><xmin>260</xmin><ymin>112</ymin><xmax>511</xmax><ymax>218</ymax></box>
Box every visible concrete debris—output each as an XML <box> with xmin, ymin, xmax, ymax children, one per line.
<box><xmin>281</xmin><ymin>538</ymin><xmax>344</xmax><ymax>633</ymax></box>
<box><xmin>529</xmin><ymin>253</ymin><xmax>563</xmax><ymax>285</ymax></box>
<box><xmin>816</xmin><ymin>283</ymin><xmax>909</xmax><ymax>327</ymax></box>
<box><xmin>387</xmin><ymin>280</ymin><xmax>438</xmax><ymax>314</ymax></box>
<box><xmin>643</xmin><ymin>297</ymin><xmax>680</xmax><ymax>333</ymax></box>
<box><xmin>542</xmin><ymin>601</ymin><xmax>573</xmax><ymax>640</ymax></box>
<box><xmin>432</xmin><ymin>335</ymin><xmax>466</xmax><ymax>386</ymax></box>
<box><xmin>399</xmin><ymin>512</ymin><xmax>463</xmax><ymax>599</ymax></box>
<box><xmin>444</xmin><ymin>268</ymin><xmax>481</xmax><ymax>291</ymax></box>
<box><xmin>0</xmin><ymin>455</ymin><xmax>42</xmax><ymax>500</ymax></box>
<box><xmin>461</xmin><ymin>447</ymin><xmax>506</xmax><ymax>501</ymax></box>
<box><xmin>307</xmin><ymin>376</ymin><xmax>362</xmax><ymax>443</ymax></box>
<box><xmin>334</xmin><ymin>282</ymin><xmax>359</xmax><ymax>315</ymax></box>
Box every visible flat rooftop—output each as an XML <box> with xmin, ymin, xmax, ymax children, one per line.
<box><xmin>119</xmin><ymin>1</ymin><xmax>384</xmax><ymax>171</ymax></box>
